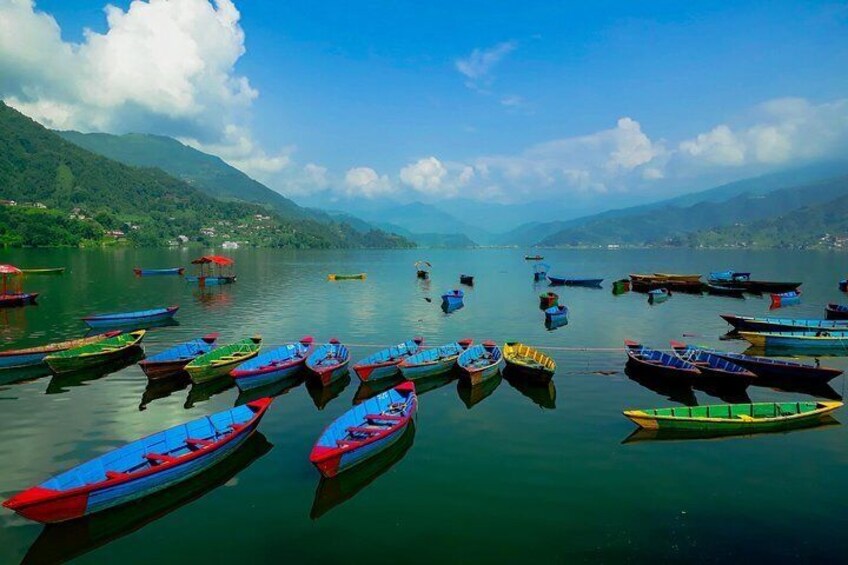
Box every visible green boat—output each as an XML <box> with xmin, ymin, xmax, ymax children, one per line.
<box><xmin>624</xmin><ymin>401</ymin><xmax>842</xmax><ymax>434</ymax></box>
<box><xmin>21</xmin><ymin>267</ymin><xmax>65</xmax><ymax>275</ymax></box>
<box><xmin>185</xmin><ymin>336</ymin><xmax>262</xmax><ymax>384</ymax></box>
<box><xmin>44</xmin><ymin>330</ymin><xmax>146</xmax><ymax>374</ymax></box>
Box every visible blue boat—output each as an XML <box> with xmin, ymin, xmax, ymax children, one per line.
<box><xmin>2</xmin><ymin>398</ymin><xmax>273</xmax><ymax>524</ymax></box>
<box><xmin>309</xmin><ymin>382</ymin><xmax>417</xmax><ymax>478</ymax></box>
<box><xmin>709</xmin><ymin>270</ymin><xmax>751</xmax><ymax>283</ymax></box>
<box><xmin>352</xmin><ymin>338</ymin><xmax>424</xmax><ymax>382</ymax></box>
<box><xmin>770</xmin><ymin>290</ymin><xmax>801</xmax><ymax>308</ymax></box>
<box><xmin>398</xmin><ymin>339</ymin><xmax>473</xmax><ymax>380</ymax></box>
<box><xmin>0</xmin><ymin>331</ymin><xmax>122</xmax><ymax>370</ymax></box>
<box><xmin>441</xmin><ymin>289</ymin><xmax>464</xmax><ymax>304</ymax></box>
<box><xmin>648</xmin><ymin>288</ymin><xmax>670</xmax><ymax>303</ymax></box>
<box><xmin>82</xmin><ymin>306</ymin><xmax>179</xmax><ymax>329</ymax></box>
<box><xmin>740</xmin><ymin>330</ymin><xmax>848</xmax><ymax>352</ymax></box>
<box><xmin>457</xmin><ymin>341</ymin><xmax>503</xmax><ymax>386</ymax></box>
<box><xmin>133</xmin><ymin>267</ymin><xmax>184</xmax><ymax>276</ymax></box>
<box><xmin>306</xmin><ymin>339</ymin><xmax>351</xmax><ymax>387</ymax></box>
<box><xmin>697</xmin><ymin>347</ymin><xmax>843</xmax><ymax>383</ymax></box>
<box><xmin>840</xmin><ymin>280</ymin><xmax>848</xmax><ymax>292</ymax></box>
<box><xmin>548</xmin><ymin>276</ymin><xmax>603</xmax><ymax>287</ymax></box>
<box><xmin>720</xmin><ymin>314</ymin><xmax>848</xmax><ymax>332</ymax></box>
<box><xmin>138</xmin><ymin>333</ymin><xmax>220</xmax><ymax>380</ymax></box>
<box><xmin>670</xmin><ymin>341</ymin><xmax>756</xmax><ymax>384</ymax></box>
<box><xmin>231</xmin><ymin>336</ymin><xmax>314</xmax><ymax>391</ymax></box>
<box><xmin>533</xmin><ymin>262</ymin><xmax>551</xmax><ymax>281</ymax></box>
<box><xmin>624</xmin><ymin>340</ymin><xmax>701</xmax><ymax>380</ymax></box>
<box><xmin>544</xmin><ymin>305</ymin><xmax>568</xmax><ymax>325</ymax></box>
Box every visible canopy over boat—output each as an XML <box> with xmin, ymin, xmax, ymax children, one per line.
<box><xmin>191</xmin><ymin>255</ymin><xmax>234</xmax><ymax>266</ymax></box>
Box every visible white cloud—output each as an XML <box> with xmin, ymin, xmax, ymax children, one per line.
<box><xmin>343</xmin><ymin>167</ymin><xmax>394</xmax><ymax>198</ymax></box>
<box><xmin>455</xmin><ymin>41</ymin><xmax>516</xmax><ymax>81</ymax></box>
<box><xmin>679</xmin><ymin>125</ymin><xmax>745</xmax><ymax>166</ymax></box>
<box><xmin>399</xmin><ymin>157</ymin><xmax>475</xmax><ymax>198</ymax></box>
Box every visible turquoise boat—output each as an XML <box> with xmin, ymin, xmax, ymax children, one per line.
<box><xmin>398</xmin><ymin>340</ymin><xmax>472</xmax><ymax>380</ymax></box>
<box><xmin>457</xmin><ymin>341</ymin><xmax>503</xmax><ymax>386</ymax></box>
<box><xmin>740</xmin><ymin>330</ymin><xmax>848</xmax><ymax>352</ymax></box>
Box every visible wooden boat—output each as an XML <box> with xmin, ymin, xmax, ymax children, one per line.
<box><xmin>459</xmin><ymin>274</ymin><xmax>474</xmax><ymax>286</ymax></box>
<box><xmin>706</xmin><ymin>283</ymin><xmax>745</xmax><ymax>297</ymax></box>
<box><xmin>309</xmin><ymin>382</ymin><xmax>417</xmax><ymax>478</ymax></box>
<box><xmin>306</xmin><ymin>339</ymin><xmax>351</xmax><ymax>387</ymax></box>
<box><xmin>0</xmin><ymin>331</ymin><xmax>122</xmax><ymax>370</ymax></box>
<box><xmin>770</xmin><ymin>290</ymin><xmax>801</xmax><ymax>308</ymax></box>
<box><xmin>624</xmin><ymin>340</ymin><xmax>700</xmax><ymax>380</ymax></box>
<box><xmin>709</xmin><ymin>270</ymin><xmax>750</xmax><ymax>283</ymax></box>
<box><xmin>352</xmin><ymin>338</ymin><xmax>424</xmax><ymax>382</ymax></box>
<box><xmin>544</xmin><ymin>305</ymin><xmax>568</xmax><ymax>325</ymax></box>
<box><xmin>734</xmin><ymin>280</ymin><xmax>801</xmax><ymax>293</ymax></box>
<box><xmin>502</xmin><ymin>342</ymin><xmax>556</xmax><ymax>383</ymax></box>
<box><xmin>739</xmin><ymin>330</ymin><xmax>848</xmax><ymax>351</ymax></box>
<box><xmin>82</xmin><ymin>306</ymin><xmax>179</xmax><ymax>328</ymax></box>
<box><xmin>654</xmin><ymin>273</ymin><xmax>701</xmax><ymax>282</ymax></box>
<box><xmin>45</xmin><ymin>331</ymin><xmax>146</xmax><ymax>374</ymax></box>
<box><xmin>185</xmin><ymin>336</ymin><xmax>262</xmax><ymax>384</ymax></box>
<box><xmin>414</xmin><ymin>260</ymin><xmax>431</xmax><ymax>279</ymax></box>
<box><xmin>133</xmin><ymin>267</ymin><xmax>185</xmax><ymax>276</ymax></box>
<box><xmin>539</xmin><ymin>291</ymin><xmax>558</xmax><ymax>309</ymax></box>
<box><xmin>138</xmin><ymin>333</ymin><xmax>220</xmax><ymax>380</ymax></box>
<box><xmin>398</xmin><ymin>339</ymin><xmax>472</xmax><ymax>379</ymax></box>
<box><xmin>441</xmin><ymin>289</ymin><xmax>464</xmax><ymax>305</ymax></box>
<box><xmin>231</xmin><ymin>336</ymin><xmax>313</xmax><ymax>391</ymax></box>
<box><xmin>648</xmin><ymin>288</ymin><xmax>670</xmax><ymax>303</ymax></box>
<box><xmin>457</xmin><ymin>341</ymin><xmax>503</xmax><ymax>386</ymax></box>
<box><xmin>0</xmin><ymin>264</ymin><xmax>37</xmax><ymax>307</ymax></box>
<box><xmin>701</xmin><ymin>348</ymin><xmax>843</xmax><ymax>383</ymax></box>
<box><xmin>623</xmin><ymin>401</ymin><xmax>842</xmax><ymax>433</ymax></box>
<box><xmin>826</xmin><ymin>303</ymin><xmax>848</xmax><ymax>320</ymax></box>
<box><xmin>612</xmin><ymin>278</ymin><xmax>630</xmax><ymax>295</ymax></box>
<box><xmin>525</xmin><ymin>255</ymin><xmax>544</xmax><ymax>261</ymax></box>
<box><xmin>720</xmin><ymin>314</ymin><xmax>848</xmax><ymax>333</ymax></box>
<box><xmin>533</xmin><ymin>262</ymin><xmax>550</xmax><ymax>281</ymax></box>
<box><xmin>328</xmin><ymin>273</ymin><xmax>366</xmax><ymax>281</ymax></box>
<box><xmin>3</xmin><ymin>398</ymin><xmax>273</xmax><ymax>523</ymax></box>
<box><xmin>631</xmin><ymin>277</ymin><xmax>702</xmax><ymax>293</ymax></box>
<box><xmin>186</xmin><ymin>255</ymin><xmax>236</xmax><ymax>286</ymax></box>
<box><xmin>670</xmin><ymin>341</ymin><xmax>756</xmax><ymax>384</ymax></box>
<box><xmin>548</xmin><ymin>275</ymin><xmax>602</xmax><ymax>287</ymax></box>
<box><xmin>21</xmin><ymin>267</ymin><xmax>65</xmax><ymax>275</ymax></box>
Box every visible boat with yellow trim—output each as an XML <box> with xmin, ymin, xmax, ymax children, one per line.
<box><xmin>739</xmin><ymin>330</ymin><xmax>848</xmax><ymax>351</ymax></box>
<box><xmin>502</xmin><ymin>342</ymin><xmax>556</xmax><ymax>383</ymax></box>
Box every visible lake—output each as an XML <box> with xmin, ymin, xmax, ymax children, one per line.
<box><xmin>1</xmin><ymin>247</ymin><xmax>847</xmax><ymax>563</ymax></box>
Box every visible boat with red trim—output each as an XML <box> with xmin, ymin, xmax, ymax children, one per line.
<box><xmin>457</xmin><ymin>341</ymin><xmax>503</xmax><ymax>386</ymax></box>
<box><xmin>699</xmin><ymin>347</ymin><xmax>842</xmax><ymax>383</ymax></box>
<box><xmin>309</xmin><ymin>382</ymin><xmax>417</xmax><ymax>478</ymax></box>
<box><xmin>0</xmin><ymin>264</ymin><xmax>38</xmax><ymax>307</ymax></box>
<box><xmin>3</xmin><ymin>398</ymin><xmax>273</xmax><ymax>523</ymax></box>
<box><xmin>306</xmin><ymin>339</ymin><xmax>351</xmax><ymax>387</ymax></box>
<box><xmin>138</xmin><ymin>333</ymin><xmax>220</xmax><ymax>380</ymax></box>
<box><xmin>670</xmin><ymin>341</ymin><xmax>756</xmax><ymax>384</ymax></box>
<box><xmin>624</xmin><ymin>340</ymin><xmax>700</xmax><ymax>380</ymax></box>
<box><xmin>231</xmin><ymin>336</ymin><xmax>314</xmax><ymax>391</ymax></box>
<box><xmin>0</xmin><ymin>331</ymin><xmax>121</xmax><ymax>370</ymax></box>
<box><xmin>352</xmin><ymin>337</ymin><xmax>424</xmax><ymax>382</ymax></box>
<box><xmin>398</xmin><ymin>339</ymin><xmax>472</xmax><ymax>379</ymax></box>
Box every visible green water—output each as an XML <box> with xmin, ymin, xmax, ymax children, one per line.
<box><xmin>1</xmin><ymin>248</ymin><xmax>847</xmax><ymax>563</ymax></box>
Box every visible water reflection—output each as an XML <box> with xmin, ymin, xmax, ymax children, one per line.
<box><xmin>751</xmin><ymin>377</ymin><xmax>842</xmax><ymax>401</ymax></box>
<box><xmin>193</xmin><ymin>288</ymin><xmax>233</xmax><ymax>308</ymax></box>
<box><xmin>138</xmin><ymin>374</ymin><xmax>191</xmax><ymax>411</ymax></box>
<box><xmin>411</xmin><ymin>373</ymin><xmax>455</xmax><ymax>397</ymax></box>
<box><xmin>621</xmin><ymin>417</ymin><xmax>840</xmax><ymax>444</ymax></box>
<box><xmin>441</xmin><ymin>301</ymin><xmax>464</xmax><ymax>315</ymax></box>
<box><xmin>85</xmin><ymin>319</ymin><xmax>179</xmax><ymax>336</ymax></box>
<box><xmin>457</xmin><ymin>373</ymin><xmax>502</xmax><ymax>409</ymax></box>
<box><xmin>503</xmin><ymin>369</ymin><xmax>557</xmax><ymax>409</ymax></box>
<box><xmin>184</xmin><ymin>378</ymin><xmax>235</xmax><ymax>409</ymax></box>
<box><xmin>310</xmin><ymin>424</ymin><xmax>415</xmax><ymax>520</ymax></box>
<box><xmin>352</xmin><ymin>376</ymin><xmax>404</xmax><ymax>405</ymax></box>
<box><xmin>0</xmin><ymin>364</ymin><xmax>53</xmax><ymax>387</ymax></box>
<box><xmin>235</xmin><ymin>374</ymin><xmax>305</xmax><ymax>406</ymax></box>
<box><xmin>625</xmin><ymin>365</ymin><xmax>698</xmax><ymax>406</ymax></box>
<box><xmin>307</xmin><ymin>374</ymin><xmax>351</xmax><ymax>410</ymax></box>
<box><xmin>692</xmin><ymin>381</ymin><xmax>752</xmax><ymax>404</ymax></box>
<box><xmin>45</xmin><ymin>348</ymin><xmax>145</xmax><ymax>395</ymax></box>
<box><xmin>22</xmin><ymin>432</ymin><xmax>272</xmax><ymax>564</ymax></box>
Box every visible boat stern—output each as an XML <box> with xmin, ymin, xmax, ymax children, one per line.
<box><xmin>3</xmin><ymin>486</ymin><xmax>88</xmax><ymax>524</ymax></box>
<box><xmin>623</xmin><ymin>410</ymin><xmax>659</xmax><ymax>430</ymax></box>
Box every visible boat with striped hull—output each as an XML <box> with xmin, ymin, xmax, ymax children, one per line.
<box><xmin>231</xmin><ymin>337</ymin><xmax>313</xmax><ymax>391</ymax></box>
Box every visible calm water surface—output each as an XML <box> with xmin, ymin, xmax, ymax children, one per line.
<box><xmin>0</xmin><ymin>248</ymin><xmax>847</xmax><ymax>563</ymax></box>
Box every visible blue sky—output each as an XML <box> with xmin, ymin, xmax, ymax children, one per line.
<box><xmin>3</xmin><ymin>0</ymin><xmax>848</xmax><ymax>215</ymax></box>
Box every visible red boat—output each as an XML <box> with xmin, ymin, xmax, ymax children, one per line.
<box><xmin>0</xmin><ymin>264</ymin><xmax>38</xmax><ymax>307</ymax></box>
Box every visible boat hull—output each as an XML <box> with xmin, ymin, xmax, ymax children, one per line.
<box><xmin>461</xmin><ymin>365</ymin><xmax>500</xmax><ymax>386</ymax></box>
<box><xmin>398</xmin><ymin>359</ymin><xmax>455</xmax><ymax>380</ymax></box>
<box><xmin>740</xmin><ymin>332</ymin><xmax>848</xmax><ymax>351</ymax></box>
<box><xmin>138</xmin><ymin>359</ymin><xmax>192</xmax><ymax>380</ymax></box>
<box><xmin>185</xmin><ymin>276</ymin><xmax>236</xmax><ymax>286</ymax></box>
<box><xmin>134</xmin><ymin>268</ymin><xmax>184</xmax><ymax>276</ymax></box>
<box><xmin>21</xmin><ymin>268</ymin><xmax>65</xmax><ymax>275</ymax></box>
<box><xmin>720</xmin><ymin>314</ymin><xmax>848</xmax><ymax>332</ymax></box>
<box><xmin>309</xmin><ymin>363</ymin><xmax>350</xmax><ymax>387</ymax></box>
<box><xmin>0</xmin><ymin>292</ymin><xmax>38</xmax><ymax>307</ymax></box>
<box><xmin>707</xmin><ymin>351</ymin><xmax>842</xmax><ymax>383</ymax></box>
<box><xmin>187</xmin><ymin>357</ymin><xmax>255</xmax><ymax>384</ymax></box>
<box><xmin>826</xmin><ymin>304</ymin><xmax>848</xmax><ymax>320</ymax></box>
<box><xmin>0</xmin><ymin>351</ymin><xmax>47</xmax><ymax>369</ymax></box>
<box><xmin>83</xmin><ymin>307</ymin><xmax>178</xmax><ymax>329</ymax></box>
<box><xmin>353</xmin><ymin>362</ymin><xmax>401</xmax><ymax>383</ymax></box>
<box><xmin>233</xmin><ymin>363</ymin><xmax>303</xmax><ymax>391</ymax></box>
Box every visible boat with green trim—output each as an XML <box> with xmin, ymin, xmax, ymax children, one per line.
<box><xmin>185</xmin><ymin>336</ymin><xmax>262</xmax><ymax>384</ymax></box>
<box><xmin>21</xmin><ymin>267</ymin><xmax>65</xmax><ymax>275</ymax></box>
<box><xmin>502</xmin><ymin>342</ymin><xmax>556</xmax><ymax>383</ymax></box>
<box><xmin>624</xmin><ymin>401</ymin><xmax>842</xmax><ymax>433</ymax></box>
<box><xmin>0</xmin><ymin>331</ymin><xmax>122</xmax><ymax>370</ymax></box>
<box><xmin>44</xmin><ymin>331</ymin><xmax>146</xmax><ymax>374</ymax></box>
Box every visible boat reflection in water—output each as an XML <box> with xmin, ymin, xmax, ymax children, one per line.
<box><xmin>624</xmin><ymin>365</ymin><xmax>698</xmax><ymax>407</ymax></box>
<box><xmin>310</xmin><ymin>424</ymin><xmax>415</xmax><ymax>520</ymax></box>
<box><xmin>22</xmin><ymin>432</ymin><xmax>272</xmax><ymax>565</ymax></box>
<box><xmin>45</xmin><ymin>348</ymin><xmax>145</xmax><ymax>395</ymax></box>
<box><xmin>503</xmin><ymin>368</ymin><xmax>557</xmax><ymax>409</ymax></box>
<box><xmin>457</xmin><ymin>373</ymin><xmax>502</xmax><ymax>409</ymax></box>
<box><xmin>692</xmin><ymin>381</ymin><xmax>752</xmax><ymax>405</ymax></box>
<box><xmin>441</xmin><ymin>301</ymin><xmax>464</xmax><ymax>315</ymax></box>
<box><xmin>193</xmin><ymin>287</ymin><xmax>233</xmax><ymax>308</ymax></box>
<box><xmin>0</xmin><ymin>364</ymin><xmax>53</xmax><ymax>387</ymax></box>
<box><xmin>750</xmin><ymin>376</ymin><xmax>842</xmax><ymax>402</ymax></box>
<box><xmin>235</xmin><ymin>374</ymin><xmax>305</xmax><ymax>406</ymax></box>
<box><xmin>353</xmin><ymin>376</ymin><xmax>404</xmax><ymax>405</ymax></box>
<box><xmin>621</xmin><ymin>416</ymin><xmax>840</xmax><ymax>445</ymax></box>
<box><xmin>307</xmin><ymin>373</ymin><xmax>351</xmax><ymax>410</ymax></box>
<box><xmin>409</xmin><ymin>373</ymin><xmax>456</xmax><ymax>398</ymax></box>
<box><xmin>184</xmin><ymin>377</ymin><xmax>235</xmax><ymax>409</ymax></box>
<box><xmin>85</xmin><ymin>318</ymin><xmax>178</xmax><ymax>337</ymax></box>
<box><xmin>138</xmin><ymin>374</ymin><xmax>191</xmax><ymax>411</ymax></box>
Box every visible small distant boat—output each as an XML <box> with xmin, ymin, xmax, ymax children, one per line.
<box><xmin>186</xmin><ymin>255</ymin><xmax>236</xmax><ymax>286</ymax></box>
<box><xmin>539</xmin><ymin>292</ymin><xmax>559</xmax><ymax>309</ymax></box>
<box><xmin>3</xmin><ymin>398</ymin><xmax>272</xmax><ymax>523</ymax></box>
<box><xmin>770</xmin><ymin>290</ymin><xmax>801</xmax><ymax>308</ymax></box>
<box><xmin>0</xmin><ymin>292</ymin><xmax>38</xmax><ymax>307</ymax></box>
<box><xmin>624</xmin><ymin>340</ymin><xmax>700</xmax><ymax>380</ymax></box>
<box><xmin>306</xmin><ymin>339</ymin><xmax>351</xmax><ymax>387</ymax></box>
<box><xmin>82</xmin><ymin>306</ymin><xmax>179</xmax><ymax>328</ymax></box>
<box><xmin>735</xmin><ymin>280</ymin><xmax>801</xmax><ymax>293</ymax></box>
<box><xmin>457</xmin><ymin>341</ymin><xmax>503</xmax><ymax>386</ymax></box>
<box><xmin>459</xmin><ymin>274</ymin><xmax>474</xmax><ymax>286</ymax></box>
<box><xmin>415</xmin><ymin>260</ymin><xmax>431</xmax><ymax>279</ymax></box>
<box><xmin>612</xmin><ymin>278</ymin><xmax>630</xmax><ymax>295</ymax></box>
<box><xmin>654</xmin><ymin>273</ymin><xmax>701</xmax><ymax>282</ymax></box>
<box><xmin>441</xmin><ymin>289</ymin><xmax>464</xmax><ymax>306</ymax></box>
<box><xmin>328</xmin><ymin>273</ymin><xmax>366</xmax><ymax>281</ymax></box>
<box><xmin>623</xmin><ymin>401</ymin><xmax>842</xmax><ymax>433</ymax></box>
<box><xmin>648</xmin><ymin>288</ymin><xmax>670</xmax><ymax>304</ymax></box>
<box><xmin>502</xmin><ymin>342</ymin><xmax>556</xmax><ymax>383</ymax></box>
<box><xmin>533</xmin><ymin>262</ymin><xmax>551</xmax><ymax>281</ymax></box>
<box><xmin>548</xmin><ymin>276</ymin><xmax>602</xmax><ymax>287</ymax></box>
<box><xmin>0</xmin><ymin>264</ymin><xmax>37</xmax><ymax>307</ymax></box>
<box><xmin>709</xmin><ymin>271</ymin><xmax>750</xmax><ymax>283</ymax></box>
<box><xmin>133</xmin><ymin>267</ymin><xmax>185</xmax><ymax>276</ymax></box>
<box><xmin>231</xmin><ymin>336</ymin><xmax>314</xmax><ymax>391</ymax></box>
<box><xmin>21</xmin><ymin>267</ymin><xmax>65</xmax><ymax>275</ymax></box>
<box><xmin>706</xmin><ymin>283</ymin><xmax>745</xmax><ymax>297</ymax></box>
<box><xmin>739</xmin><ymin>330</ymin><xmax>848</xmax><ymax>351</ymax></box>
<box><xmin>398</xmin><ymin>340</ymin><xmax>473</xmax><ymax>380</ymax></box>
<box><xmin>826</xmin><ymin>303</ymin><xmax>848</xmax><ymax>320</ymax></box>
<box><xmin>525</xmin><ymin>255</ymin><xmax>544</xmax><ymax>261</ymax></box>
<box><xmin>138</xmin><ymin>333</ymin><xmax>220</xmax><ymax>380</ymax></box>
<box><xmin>840</xmin><ymin>279</ymin><xmax>848</xmax><ymax>292</ymax></box>
<box><xmin>185</xmin><ymin>336</ymin><xmax>262</xmax><ymax>384</ymax></box>
<box><xmin>309</xmin><ymin>382</ymin><xmax>417</xmax><ymax>478</ymax></box>
<box><xmin>669</xmin><ymin>341</ymin><xmax>756</xmax><ymax>384</ymax></box>
<box><xmin>45</xmin><ymin>330</ymin><xmax>146</xmax><ymax>374</ymax></box>
<box><xmin>702</xmin><ymin>348</ymin><xmax>843</xmax><ymax>383</ymax></box>
<box><xmin>352</xmin><ymin>338</ymin><xmax>424</xmax><ymax>382</ymax></box>
<box><xmin>719</xmin><ymin>314</ymin><xmax>848</xmax><ymax>333</ymax></box>
<box><xmin>544</xmin><ymin>305</ymin><xmax>568</xmax><ymax>325</ymax></box>
<box><xmin>0</xmin><ymin>331</ymin><xmax>121</xmax><ymax>370</ymax></box>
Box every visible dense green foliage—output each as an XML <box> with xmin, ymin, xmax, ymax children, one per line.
<box><xmin>0</xmin><ymin>103</ymin><xmax>412</xmax><ymax>249</ymax></box>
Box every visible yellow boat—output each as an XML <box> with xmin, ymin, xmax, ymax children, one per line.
<box><xmin>502</xmin><ymin>342</ymin><xmax>556</xmax><ymax>383</ymax></box>
<box><xmin>327</xmin><ymin>273</ymin><xmax>367</xmax><ymax>281</ymax></box>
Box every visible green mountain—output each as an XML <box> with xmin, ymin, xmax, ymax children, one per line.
<box><xmin>0</xmin><ymin>102</ymin><xmax>412</xmax><ymax>249</ymax></box>
<box><xmin>537</xmin><ymin>172</ymin><xmax>848</xmax><ymax>247</ymax></box>
<box><xmin>356</xmin><ymin>201</ymin><xmax>489</xmax><ymax>246</ymax></box>
<box><xmin>56</xmin><ymin>131</ymin><xmax>311</xmax><ymax>220</ymax></box>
